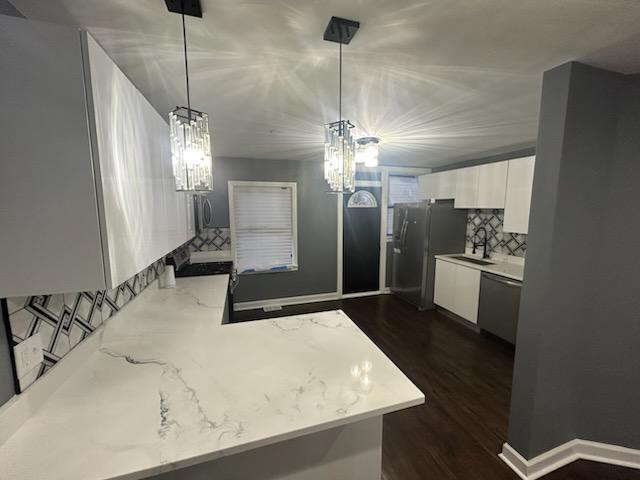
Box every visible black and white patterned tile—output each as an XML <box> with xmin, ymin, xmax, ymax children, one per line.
<box><xmin>7</xmin><ymin>259</ymin><xmax>165</xmax><ymax>391</ymax></box>
<box><xmin>187</xmin><ymin>227</ymin><xmax>231</xmax><ymax>252</ymax></box>
<box><xmin>466</xmin><ymin>209</ymin><xmax>527</xmax><ymax>257</ymax></box>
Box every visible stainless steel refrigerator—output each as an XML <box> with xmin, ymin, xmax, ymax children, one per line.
<box><xmin>391</xmin><ymin>201</ymin><xmax>467</xmax><ymax>310</ymax></box>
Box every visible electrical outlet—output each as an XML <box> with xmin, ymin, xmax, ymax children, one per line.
<box><xmin>13</xmin><ymin>332</ymin><xmax>44</xmax><ymax>379</ymax></box>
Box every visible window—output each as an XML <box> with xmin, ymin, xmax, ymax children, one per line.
<box><xmin>229</xmin><ymin>181</ymin><xmax>298</xmax><ymax>274</ymax></box>
<box><xmin>387</xmin><ymin>175</ymin><xmax>421</xmax><ymax>235</ymax></box>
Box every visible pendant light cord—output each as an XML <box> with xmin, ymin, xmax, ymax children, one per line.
<box><xmin>181</xmin><ymin>10</ymin><xmax>191</xmax><ymax>122</ymax></box>
<box><xmin>339</xmin><ymin>42</ymin><xmax>342</xmax><ymax>132</ymax></box>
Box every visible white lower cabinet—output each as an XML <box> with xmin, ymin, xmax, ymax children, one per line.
<box><xmin>434</xmin><ymin>259</ymin><xmax>456</xmax><ymax>312</ymax></box>
<box><xmin>434</xmin><ymin>259</ymin><xmax>481</xmax><ymax>324</ymax></box>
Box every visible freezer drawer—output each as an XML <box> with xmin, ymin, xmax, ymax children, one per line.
<box><xmin>478</xmin><ymin>272</ymin><xmax>522</xmax><ymax>344</ymax></box>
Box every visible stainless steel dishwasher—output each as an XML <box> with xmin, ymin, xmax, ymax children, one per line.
<box><xmin>478</xmin><ymin>272</ymin><xmax>522</xmax><ymax>344</ymax></box>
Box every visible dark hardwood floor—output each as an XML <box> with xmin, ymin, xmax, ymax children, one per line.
<box><xmin>235</xmin><ymin>295</ymin><xmax>640</xmax><ymax>480</ymax></box>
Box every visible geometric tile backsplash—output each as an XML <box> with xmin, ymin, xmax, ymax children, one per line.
<box><xmin>186</xmin><ymin>227</ymin><xmax>231</xmax><ymax>252</ymax></box>
<box><xmin>6</xmin><ymin>259</ymin><xmax>165</xmax><ymax>392</ymax></box>
<box><xmin>466</xmin><ymin>209</ymin><xmax>527</xmax><ymax>257</ymax></box>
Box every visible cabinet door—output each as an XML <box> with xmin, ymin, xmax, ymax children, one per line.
<box><xmin>477</xmin><ymin>161</ymin><xmax>508</xmax><ymax>209</ymax></box>
<box><xmin>452</xmin><ymin>265</ymin><xmax>481</xmax><ymax>323</ymax></box>
<box><xmin>434</xmin><ymin>260</ymin><xmax>456</xmax><ymax>312</ymax></box>
<box><xmin>419</xmin><ymin>174</ymin><xmax>435</xmax><ymax>199</ymax></box>
<box><xmin>0</xmin><ymin>16</ymin><xmax>105</xmax><ymax>297</ymax></box>
<box><xmin>439</xmin><ymin>170</ymin><xmax>457</xmax><ymax>199</ymax></box>
<box><xmin>503</xmin><ymin>156</ymin><xmax>535</xmax><ymax>234</ymax></box>
<box><xmin>86</xmin><ymin>34</ymin><xmax>191</xmax><ymax>288</ymax></box>
<box><xmin>454</xmin><ymin>166</ymin><xmax>479</xmax><ymax>208</ymax></box>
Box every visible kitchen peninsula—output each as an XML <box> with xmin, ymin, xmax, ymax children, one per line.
<box><xmin>0</xmin><ymin>275</ymin><xmax>424</xmax><ymax>480</ymax></box>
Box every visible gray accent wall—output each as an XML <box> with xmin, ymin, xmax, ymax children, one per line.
<box><xmin>0</xmin><ymin>0</ymin><xmax>23</xmax><ymax>17</ymax></box>
<box><xmin>508</xmin><ymin>62</ymin><xmax>640</xmax><ymax>458</ymax></box>
<box><xmin>204</xmin><ymin>157</ymin><xmax>337</xmax><ymax>303</ymax></box>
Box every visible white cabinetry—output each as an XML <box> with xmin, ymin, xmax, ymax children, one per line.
<box><xmin>86</xmin><ymin>36</ymin><xmax>193</xmax><ymax>287</ymax></box>
<box><xmin>503</xmin><ymin>156</ymin><xmax>535</xmax><ymax>234</ymax></box>
<box><xmin>434</xmin><ymin>259</ymin><xmax>481</xmax><ymax>324</ymax></box>
<box><xmin>419</xmin><ymin>171</ymin><xmax>456</xmax><ymax>200</ymax></box>
<box><xmin>454</xmin><ymin>162</ymin><xmax>507</xmax><ymax>209</ymax></box>
<box><xmin>0</xmin><ymin>17</ymin><xmax>193</xmax><ymax>297</ymax></box>
<box><xmin>454</xmin><ymin>166</ymin><xmax>480</xmax><ymax>208</ymax></box>
<box><xmin>434</xmin><ymin>259</ymin><xmax>456</xmax><ymax>311</ymax></box>
<box><xmin>477</xmin><ymin>161</ymin><xmax>508</xmax><ymax>209</ymax></box>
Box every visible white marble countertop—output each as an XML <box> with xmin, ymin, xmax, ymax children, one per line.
<box><xmin>435</xmin><ymin>254</ymin><xmax>525</xmax><ymax>281</ymax></box>
<box><xmin>0</xmin><ymin>276</ymin><xmax>424</xmax><ymax>480</ymax></box>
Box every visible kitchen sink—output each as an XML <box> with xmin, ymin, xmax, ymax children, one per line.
<box><xmin>449</xmin><ymin>255</ymin><xmax>494</xmax><ymax>266</ymax></box>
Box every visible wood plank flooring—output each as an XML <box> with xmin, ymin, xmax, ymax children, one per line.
<box><xmin>235</xmin><ymin>295</ymin><xmax>640</xmax><ymax>480</ymax></box>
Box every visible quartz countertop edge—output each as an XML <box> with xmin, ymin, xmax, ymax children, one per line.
<box><xmin>435</xmin><ymin>254</ymin><xmax>525</xmax><ymax>281</ymax></box>
<box><xmin>0</xmin><ymin>275</ymin><xmax>424</xmax><ymax>480</ymax></box>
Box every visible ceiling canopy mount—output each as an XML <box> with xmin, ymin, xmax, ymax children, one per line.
<box><xmin>165</xmin><ymin>0</ymin><xmax>202</xmax><ymax>18</ymax></box>
<box><xmin>323</xmin><ymin>16</ymin><xmax>360</xmax><ymax>45</ymax></box>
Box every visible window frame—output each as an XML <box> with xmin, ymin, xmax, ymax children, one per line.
<box><xmin>228</xmin><ymin>180</ymin><xmax>298</xmax><ymax>275</ymax></box>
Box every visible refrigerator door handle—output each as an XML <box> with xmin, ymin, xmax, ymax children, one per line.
<box><xmin>400</xmin><ymin>219</ymin><xmax>409</xmax><ymax>253</ymax></box>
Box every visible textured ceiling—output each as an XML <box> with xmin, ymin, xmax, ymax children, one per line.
<box><xmin>9</xmin><ymin>0</ymin><xmax>640</xmax><ymax>167</ymax></box>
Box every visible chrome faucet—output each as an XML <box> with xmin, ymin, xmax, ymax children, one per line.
<box><xmin>472</xmin><ymin>226</ymin><xmax>490</xmax><ymax>259</ymax></box>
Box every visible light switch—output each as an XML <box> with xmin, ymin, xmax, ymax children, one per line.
<box><xmin>13</xmin><ymin>332</ymin><xmax>44</xmax><ymax>379</ymax></box>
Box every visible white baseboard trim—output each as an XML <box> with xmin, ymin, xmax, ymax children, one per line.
<box><xmin>341</xmin><ymin>290</ymin><xmax>381</xmax><ymax>299</ymax></box>
<box><xmin>234</xmin><ymin>292</ymin><xmax>340</xmax><ymax>312</ymax></box>
<box><xmin>500</xmin><ymin>440</ymin><xmax>640</xmax><ymax>480</ymax></box>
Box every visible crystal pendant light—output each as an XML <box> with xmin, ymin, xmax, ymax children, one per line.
<box><xmin>168</xmin><ymin>0</ymin><xmax>213</xmax><ymax>191</ymax></box>
<box><xmin>324</xmin><ymin>120</ymin><xmax>356</xmax><ymax>192</ymax></box>
<box><xmin>323</xmin><ymin>17</ymin><xmax>360</xmax><ymax>193</ymax></box>
<box><xmin>355</xmin><ymin>137</ymin><xmax>380</xmax><ymax>168</ymax></box>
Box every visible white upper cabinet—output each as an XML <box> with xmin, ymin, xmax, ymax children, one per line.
<box><xmin>419</xmin><ymin>171</ymin><xmax>456</xmax><ymax>200</ymax></box>
<box><xmin>85</xmin><ymin>35</ymin><xmax>193</xmax><ymax>287</ymax></box>
<box><xmin>454</xmin><ymin>162</ymin><xmax>507</xmax><ymax>209</ymax></box>
<box><xmin>476</xmin><ymin>161</ymin><xmax>508</xmax><ymax>209</ymax></box>
<box><xmin>0</xmin><ymin>17</ymin><xmax>193</xmax><ymax>297</ymax></box>
<box><xmin>454</xmin><ymin>166</ymin><xmax>480</xmax><ymax>208</ymax></box>
<box><xmin>503</xmin><ymin>156</ymin><xmax>536</xmax><ymax>234</ymax></box>
<box><xmin>418</xmin><ymin>173</ymin><xmax>433</xmax><ymax>198</ymax></box>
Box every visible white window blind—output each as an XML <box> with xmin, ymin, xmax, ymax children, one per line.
<box><xmin>231</xmin><ymin>183</ymin><xmax>297</xmax><ymax>273</ymax></box>
<box><xmin>389</xmin><ymin>175</ymin><xmax>420</xmax><ymax>206</ymax></box>
<box><xmin>387</xmin><ymin>175</ymin><xmax>421</xmax><ymax>235</ymax></box>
